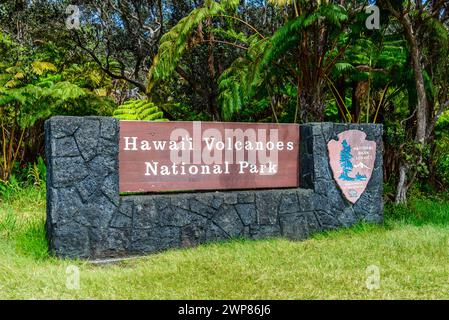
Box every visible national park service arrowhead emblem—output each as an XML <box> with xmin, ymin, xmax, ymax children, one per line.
<box><xmin>327</xmin><ymin>130</ymin><xmax>376</xmax><ymax>204</ymax></box>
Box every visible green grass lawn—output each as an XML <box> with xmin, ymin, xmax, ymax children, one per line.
<box><xmin>1</xmin><ymin>187</ymin><xmax>449</xmax><ymax>299</ymax></box>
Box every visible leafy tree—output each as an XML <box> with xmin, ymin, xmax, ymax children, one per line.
<box><xmin>377</xmin><ymin>0</ymin><xmax>449</xmax><ymax>203</ymax></box>
<box><xmin>147</xmin><ymin>0</ymin><xmax>368</xmax><ymax>122</ymax></box>
<box><xmin>0</xmin><ymin>31</ymin><xmax>114</xmax><ymax>181</ymax></box>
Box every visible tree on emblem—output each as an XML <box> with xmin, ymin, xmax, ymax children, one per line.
<box><xmin>339</xmin><ymin>140</ymin><xmax>355</xmax><ymax>181</ymax></box>
<box><xmin>339</xmin><ymin>139</ymin><xmax>367</xmax><ymax>182</ymax></box>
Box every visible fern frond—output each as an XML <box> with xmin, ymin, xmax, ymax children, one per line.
<box><xmin>147</xmin><ymin>0</ymin><xmax>238</xmax><ymax>92</ymax></box>
<box><xmin>333</xmin><ymin>62</ymin><xmax>355</xmax><ymax>75</ymax></box>
<box><xmin>49</xmin><ymin>81</ymin><xmax>86</xmax><ymax>100</ymax></box>
<box><xmin>113</xmin><ymin>99</ymin><xmax>168</xmax><ymax>121</ymax></box>
<box><xmin>113</xmin><ymin>108</ymin><xmax>138</xmax><ymax>116</ymax></box>
<box><xmin>143</xmin><ymin>111</ymin><xmax>164</xmax><ymax>120</ymax></box>
<box><xmin>31</xmin><ymin>61</ymin><xmax>57</xmax><ymax>75</ymax></box>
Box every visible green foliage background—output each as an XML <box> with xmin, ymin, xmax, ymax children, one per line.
<box><xmin>0</xmin><ymin>0</ymin><xmax>448</xmax><ymax>199</ymax></box>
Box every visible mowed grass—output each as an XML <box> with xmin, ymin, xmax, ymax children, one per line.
<box><xmin>1</xmin><ymin>187</ymin><xmax>449</xmax><ymax>299</ymax></box>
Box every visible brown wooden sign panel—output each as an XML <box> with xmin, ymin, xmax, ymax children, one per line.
<box><xmin>119</xmin><ymin>121</ymin><xmax>299</xmax><ymax>193</ymax></box>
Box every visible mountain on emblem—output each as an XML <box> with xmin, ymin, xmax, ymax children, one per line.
<box><xmin>353</xmin><ymin>162</ymin><xmax>371</xmax><ymax>170</ymax></box>
<box><xmin>327</xmin><ymin>130</ymin><xmax>376</xmax><ymax>204</ymax></box>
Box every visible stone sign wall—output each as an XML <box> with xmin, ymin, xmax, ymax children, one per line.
<box><xmin>45</xmin><ymin>116</ymin><xmax>383</xmax><ymax>259</ymax></box>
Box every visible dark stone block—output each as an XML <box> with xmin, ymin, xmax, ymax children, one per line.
<box><xmin>154</xmin><ymin>196</ymin><xmax>171</xmax><ymax>211</ymax></box>
<box><xmin>235</xmin><ymin>203</ymin><xmax>256</xmax><ymax>226</ymax></box>
<box><xmin>52</xmin><ymin>156</ymin><xmax>89</xmax><ymax>188</ymax></box>
<box><xmin>51</xmin><ymin>222</ymin><xmax>90</xmax><ymax>258</ymax></box>
<box><xmin>213</xmin><ymin>204</ymin><xmax>244</xmax><ymax>237</ymax></box>
<box><xmin>51</xmin><ymin>187</ymin><xmax>83</xmax><ymax>225</ymax></box>
<box><xmin>119</xmin><ymin>201</ymin><xmax>134</xmax><ymax>217</ymax></box>
<box><xmin>131</xmin><ymin>227</ymin><xmax>180</xmax><ymax>253</ymax></box>
<box><xmin>156</xmin><ymin>227</ymin><xmax>181</xmax><ymax>250</ymax></box>
<box><xmin>160</xmin><ymin>207</ymin><xmax>192</xmax><ymax>227</ymax></box>
<box><xmin>48</xmin><ymin>116</ymin><xmax>82</xmax><ymax>139</ymax></box>
<box><xmin>101</xmin><ymin>174</ymin><xmax>119</xmax><ymax>206</ymax></box>
<box><xmin>100</xmin><ymin>117</ymin><xmax>118</xmax><ymax>141</ymax></box>
<box><xmin>98</xmin><ymin>137</ymin><xmax>119</xmax><ymax>157</ymax></box>
<box><xmin>237</xmin><ymin>192</ymin><xmax>255</xmax><ymax>204</ymax></box>
<box><xmin>196</xmin><ymin>193</ymin><xmax>217</xmax><ymax>207</ymax></box>
<box><xmin>249</xmin><ymin>224</ymin><xmax>281</xmax><ymax>239</ymax></box>
<box><xmin>211</xmin><ymin>196</ymin><xmax>224</xmax><ymax>209</ymax></box>
<box><xmin>51</xmin><ymin>136</ymin><xmax>79</xmax><ymax>157</ymax></box>
<box><xmin>205</xmin><ymin>221</ymin><xmax>231</xmax><ymax>241</ymax></box>
<box><xmin>74</xmin><ymin>119</ymin><xmax>100</xmax><ymax>161</ymax></box>
<box><xmin>280</xmin><ymin>213</ymin><xmax>309</xmax><ymax>240</ymax></box>
<box><xmin>181</xmin><ymin>224</ymin><xmax>207</xmax><ymax>247</ymax></box>
<box><xmin>323</xmin><ymin>184</ymin><xmax>346</xmax><ymax>210</ymax></box>
<box><xmin>172</xmin><ymin>197</ymin><xmax>190</xmax><ymax>210</ymax></box>
<box><xmin>105</xmin><ymin>228</ymin><xmax>130</xmax><ymax>253</ymax></box>
<box><xmin>87</xmin><ymin>155</ymin><xmax>116</xmax><ymax>179</ymax></box>
<box><xmin>130</xmin><ymin>229</ymin><xmax>158</xmax><ymax>253</ymax></box>
<box><xmin>314</xmin><ymin>210</ymin><xmax>340</xmax><ymax>230</ymax></box>
<box><xmin>110</xmin><ymin>211</ymin><xmax>132</xmax><ymax>228</ymax></box>
<box><xmin>335</xmin><ymin>207</ymin><xmax>357</xmax><ymax>227</ymax></box>
<box><xmin>75</xmin><ymin>175</ymin><xmax>99</xmax><ymax>202</ymax></box>
<box><xmin>190</xmin><ymin>198</ymin><xmax>216</xmax><ymax>216</ymax></box>
<box><xmin>133</xmin><ymin>200</ymin><xmax>158</xmax><ymax>229</ymax></box>
<box><xmin>223</xmin><ymin>193</ymin><xmax>238</xmax><ymax>205</ymax></box>
<box><xmin>88</xmin><ymin>227</ymin><xmax>109</xmax><ymax>256</ymax></box>
<box><xmin>255</xmin><ymin>192</ymin><xmax>279</xmax><ymax>225</ymax></box>
<box><xmin>279</xmin><ymin>191</ymin><xmax>299</xmax><ymax>214</ymax></box>
<box><xmin>81</xmin><ymin>194</ymin><xmax>117</xmax><ymax>228</ymax></box>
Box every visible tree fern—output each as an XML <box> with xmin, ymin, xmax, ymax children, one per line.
<box><xmin>113</xmin><ymin>99</ymin><xmax>168</xmax><ymax>121</ymax></box>
<box><xmin>218</xmin><ymin>3</ymin><xmax>348</xmax><ymax>119</ymax></box>
<box><xmin>147</xmin><ymin>0</ymin><xmax>240</xmax><ymax>92</ymax></box>
<box><xmin>147</xmin><ymin>0</ymin><xmax>350</xmax><ymax>120</ymax></box>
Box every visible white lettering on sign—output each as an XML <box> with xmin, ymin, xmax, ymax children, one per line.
<box><xmin>119</xmin><ymin>121</ymin><xmax>299</xmax><ymax>192</ymax></box>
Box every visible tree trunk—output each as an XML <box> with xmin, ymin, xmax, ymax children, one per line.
<box><xmin>206</xmin><ymin>17</ymin><xmax>219</xmax><ymax>120</ymax></box>
<box><xmin>351</xmin><ymin>80</ymin><xmax>360</xmax><ymax>123</ymax></box>
<box><xmin>299</xmin><ymin>89</ymin><xmax>324</xmax><ymax>123</ymax></box>
<box><xmin>403</xmin><ymin>18</ymin><xmax>428</xmax><ymax>144</ymax></box>
<box><xmin>389</xmin><ymin>8</ymin><xmax>429</xmax><ymax>203</ymax></box>
<box><xmin>395</xmin><ymin>163</ymin><xmax>409</xmax><ymax>204</ymax></box>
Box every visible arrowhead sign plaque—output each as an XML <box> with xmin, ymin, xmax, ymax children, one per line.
<box><xmin>327</xmin><ymin>130</ymin><xmax>376</xmax><ymax>204</ymax></box>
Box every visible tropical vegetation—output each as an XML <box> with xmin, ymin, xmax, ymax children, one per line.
<box><xmin>1</xmin><ymin>0</ymin><xmax>447</xmax><ymax>203</ymax></box>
